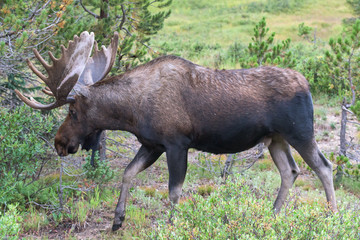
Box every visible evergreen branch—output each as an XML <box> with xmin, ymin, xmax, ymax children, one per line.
<box><xmin>0</xmin><ymin>0</ymin><xmax>52</xmax><ymax>39</ymax></box>
<box><xmin>121</xmin><ymin>26</ymin><xmax>132</xmax><ymax>36</ymax></box>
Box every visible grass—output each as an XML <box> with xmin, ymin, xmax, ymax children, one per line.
<box><xmin>197</xmin><ymin>184</ymin><xmax>215</xmax><ymax>196</ymax></box>
<box><xmin>89</xmin><ymin>186</ymin><xmax>102</xmax><ymax>211</ymax></box>
<box><xmin>151</xmin><ymin>0</ymin><xmax>353</xmax><ymax>66</ymax></box>
<box><xmin>22</xmin><ymin>206</ymin><xmax>49</xmax><ymax>233</ymax></box>
<box><xmin>339</xmin><ymin>177</ymin><xmax>360</xmax><ymax>195</ymax></box>
<box><xmin>254</xmin><ymin>158</ymin><xmax>275</xmax><ymax>171</ymax></box>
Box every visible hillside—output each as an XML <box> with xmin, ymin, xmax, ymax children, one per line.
<box><xmin>151</xmin><ymin>0</ymin><xmax>354</xmax><ymax>65</ymax></box>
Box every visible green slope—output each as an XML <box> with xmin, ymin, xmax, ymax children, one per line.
<box><xmin>151</xmin><ymin>0</ymin><xmax>354</xmax><ymax>65</ymax></box>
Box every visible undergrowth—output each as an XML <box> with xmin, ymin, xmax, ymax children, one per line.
<box><xmin>152</xmin><ymin>172</ymin><xmax>360</xmax><ymax>239</ymax></box>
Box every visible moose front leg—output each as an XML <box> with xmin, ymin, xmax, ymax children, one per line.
<box><xmin>112</xmin><ymin>145</ymin><xmax>163</xmax><ymax>231</ymax></box>
<box><xmin>166</xmin><ymin>146</ymin><xmax>188</xmax><ymax>204</ymax></box>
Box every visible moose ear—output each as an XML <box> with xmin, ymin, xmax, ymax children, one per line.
<box><xmin>74</xmin><ymin>32</ymin><xmax>119</xmax><ymax>93</ymax></box>
<box><xmin>66</xmin><ymin>96</ymin><xmax>76</xmax><ymax>103</ymax></box>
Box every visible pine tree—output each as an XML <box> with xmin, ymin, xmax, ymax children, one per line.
<box><xmin>241</xmin><ymin>17</ymin><xmax>295</xmax><ymax>68</ymax></box>
<box><xmin>325</xmin><ymin>19</ymin><xmax>360</xmax><ymax>155</ymax></box>
<box><xmin>325</xmin><ymin>19</ymin><xmax>360</xmax><ymax>182</ymax></box>
<box><xmin>55</xmin><ymin>0</ymin><xmax>172</xmax><ymax>73</ymax></box>
<box><xmin>0</xmin><ymin>0</ymin><xmax>67</xmax><ymax>107</ymax></box>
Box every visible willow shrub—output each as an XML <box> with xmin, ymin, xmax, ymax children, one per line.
<box><xmin>0</xmin><ymin>204</ymin><xmax>23</xmax><ymax>240</ymax></box>
<box><xmin>152</xmin><ymin>172</ymin><xmax>360</xmax><ymax>239</ymax></box>
<box><xmin>0</xmin><ymin>106</ymin><xmax>55</xmax><ymax>208</ymax></box>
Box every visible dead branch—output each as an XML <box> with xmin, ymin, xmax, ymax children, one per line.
<box><xmin>118</xmin><ymin>4</ymin><xmax>127</xmax><ymax>30</ymax></box>
<box><xmin>79</xmin><ymin>0</ymin><xmax>100</xmax><ymax>19</ymax></box>
<box><xmin>347</xmin><ymin>120</ymin><xmax>360</xmax><ymax>126</ymax></box>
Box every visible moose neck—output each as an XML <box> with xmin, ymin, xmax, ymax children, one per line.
<box><xmin>85</xmin><ymin>77</ymin><xmax>138</xmax><ymax>134</ymax></box>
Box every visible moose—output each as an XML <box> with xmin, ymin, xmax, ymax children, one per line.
<box><xmin>16</xmin><ymin>31</ymin><xmax>337</xmax><ymax>231</ymax></box>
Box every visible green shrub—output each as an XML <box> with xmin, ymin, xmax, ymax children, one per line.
<box><xmin>350</xmin><ymin>100</ymin><xmax>360</xmax><ymax>119</ymax></box>
<box><xmin>0</xmin><ymin>204</ymin><xmax>23</xmax><ymax>240</ymax></box>
<box><xmin>82</xmin><ymin>152</ymin><xmax>115</xmax><ymax>186</ymax></box>
<box><xmin>0</xmin><ymin>106</ymin><xmax>56</xmax><ymax>208</ymax></box>
<box><xmin>152</xmin><ymin>173</ymin><xmax>360</xmax><ymax>239</ymax></box>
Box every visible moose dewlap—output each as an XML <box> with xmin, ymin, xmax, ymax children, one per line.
<box><xmin>16</xmin><ymin>31</ymin><xmax>337</xmax><ymax>231</ymax></box>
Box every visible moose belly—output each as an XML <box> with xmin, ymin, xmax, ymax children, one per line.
<box><xmin>190</xmin><ymin>118</ymin><xmax>270</xmax><ymax>154</ymax></box>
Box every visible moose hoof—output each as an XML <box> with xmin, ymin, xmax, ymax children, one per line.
<box><xmin>112</xmin><ymin>223</ymin><xmax>122</xmax><ymax>232</ymax></box>
<box><xmin>112</xmin><ymin>216</ymin><xmax>125</xmax><ymax>231</ymax></box>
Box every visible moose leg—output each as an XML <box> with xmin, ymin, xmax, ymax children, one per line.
<box><xmin>112</xmin><ymin>145</ymin><xmax>163</xmax><ymax>231</ymax></box>
<box><xmin>292</xmin><ymin>139</ymin><xmax>337</xmax><ymax>212</ymax></box>
<box><xmin>166</xmin><ymin>146</ymin><xmax>188</xmax><ymax>204</ymax></box>
<box><xmin>268</xmin><ymin>135</ymin><xmax>300</xmax><ymax>213</ymax></box>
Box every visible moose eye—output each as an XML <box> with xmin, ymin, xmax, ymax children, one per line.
<box><xmin>69</xmin><ymin>109</ymin><xmax>77</xmax><ymax>119</ymax></box>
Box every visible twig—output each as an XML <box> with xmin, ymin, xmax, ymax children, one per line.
<box><xmin>347</xmin><ymin>120</ymin><xmax>360</xmax><ymax>126</ymax></box>
<box><xmin>119</xmin><ymin>4</ymin><xmax>127</xmax><ymax>30</ymax></box>
<box><xmin>238</xmin><ymin>158</ymin><xmax>259</xmax><ymax>174</ymax></box>
<box><xmin>58</xmin><ymin>158</ymin><xmax>64</xmax><ymax>211</ymax></box>
<box><xmin>342</xmin><ymin>105</ymin><xmax>354</xmax><ymax>113</ymax></box>
<box><xmin>79</xmin><ymin>0</ymin><xmax>100</xmax><ymax>19</ymax></box>
<box><xmin>29</xmin><ymin>201</ymin><xmax>59</xmax><ymax>211</ymax></box>
<box><xmin>106</xmin><ymin>147</ymin><xmax>133</xmax><ymax>159</ymax></box>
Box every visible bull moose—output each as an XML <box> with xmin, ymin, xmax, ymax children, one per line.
<box><xmin>16</xmin><ymin>31</ymin><xmax>337</xmax><ymax>231</ymax></box>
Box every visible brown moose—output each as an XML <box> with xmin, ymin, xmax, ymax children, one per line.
<box><xmin>16</xmin><ymin>31</ymin><xmax>337</xmax><ymax>231</ymax></box>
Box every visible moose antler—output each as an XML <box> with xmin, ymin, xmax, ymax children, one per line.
<box><xmin>15</xmin><ymin>31</ymin><xmax>95</xmax><ymax>109</ymax></box>
<box><xmin>74</xmin><ymin>32</ymin><xmax>119</xmax><ymax>91</ymax></box>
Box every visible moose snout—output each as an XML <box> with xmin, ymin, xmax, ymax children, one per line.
<box><xmin>55</xmin><ymin>143</ymin><xmax>79</xmax><ymax>156</ymax></box>
<box><xmin>55</xmin><ymin>141</ymin><xmax>69</xmax><ymax>156</ymax></box>
<box><xmin>55</xmin><ymin>144</ymin><xmax>68</xmax><ymax>156</ymax></box>
<box><xmin>54</xmin><ymin>136</ymin><xmax>80</xmax><ymax>156</ymax></box>
<box><xmin>67</xmin><ymin>144</ymin><xmax>79</xmax><ymax>154</ymax></box>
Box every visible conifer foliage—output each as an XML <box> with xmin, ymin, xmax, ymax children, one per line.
<box><xmin>0</xmin><ymin>0</ymin><xmax>171</xmax><ymax>106</ymax></box>
<box><xmin>241</xmin><ymin>17</ymin><xmax>295</xmax><ymax>68</ymax></box>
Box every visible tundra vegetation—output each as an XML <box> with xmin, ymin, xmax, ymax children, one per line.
<box><xmin>0</xmin><ymin>0</ymin><xmax>360</xmax><ymax>239</ymax></box>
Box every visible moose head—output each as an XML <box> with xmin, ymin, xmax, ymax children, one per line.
<box><xmin>15</xmin><ymin>31</ymin><xmax>118</xmax><ymax>157</ymax></box>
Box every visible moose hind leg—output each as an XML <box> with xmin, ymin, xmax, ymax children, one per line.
<box><xmin>292</xmin><ymin>139</ymin><xmax>337</xmax><ymax>212</ymax></box>
<box><xmin>268</xmin><ymin>135</ymin><xmax>300</xmax><ymax>213</ymax></box>
<box><xmin>112</xmin><ymin>145</ymin><xmax>163</xmax><ymax>231</ymax></box>
<box><xmin>166</xmin><ymin>146</ymin><xmax>188</xmax><ymax>205</ymax></box>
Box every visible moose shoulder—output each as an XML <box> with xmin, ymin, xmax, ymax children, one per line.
<box><xmin>16</xmin><ymin>32</ymin><xmax>337</xmax><ymax>232</ymax></box>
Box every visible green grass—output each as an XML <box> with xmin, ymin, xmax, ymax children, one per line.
<box><xmin>338</xmin><ymin>177</ymin><xmax>360</xmax><ymax>195</ymax></box>
<box><xmin>22</xmin><ymin>206</ymin><xmax>49</xmax><ymax>233</ymax></box>
<box><xmin>152</xmin><ymin>0</ymin><xmax>353</xmax><ymax>66</ymax></box>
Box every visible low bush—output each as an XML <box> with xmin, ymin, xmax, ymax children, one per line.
<box><xmin>152</xmin><ymin>173</ymin><xmax>360</xmax><ymax>239</ymax></box>
<box><xmin>82</xmin><ymin>152</ymin><xmax>115</xmax><ymax>186</ymax></box>
<box><xmin>0</xmin><ymin>204</ymin><xmax>23</xmax><ymax>240</ymax></box>
<box><xmin>0</xmin><ymin>106</ymin><xmax>56</xmax><ymax>209</ymax></box>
